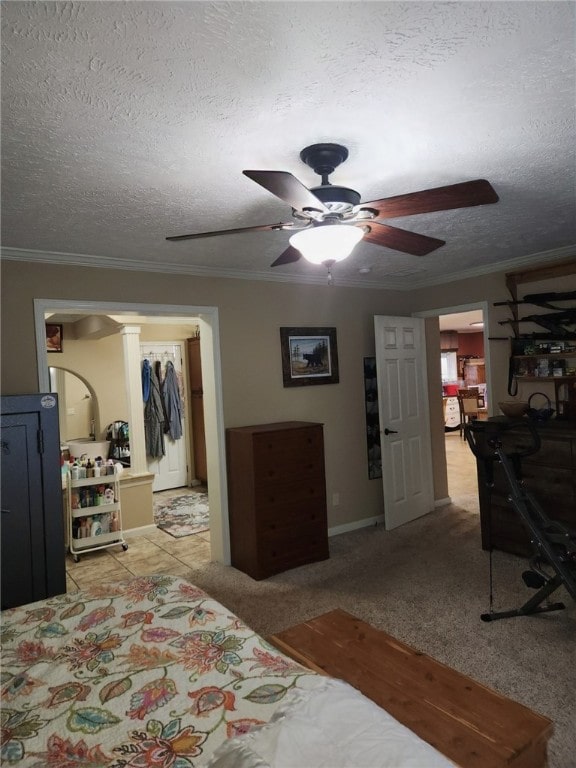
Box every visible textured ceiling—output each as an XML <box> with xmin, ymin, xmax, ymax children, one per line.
<box><xmin>2</xmin><ymin>1</ymin><xmax>575</xmax><ymax>289</ymax></box>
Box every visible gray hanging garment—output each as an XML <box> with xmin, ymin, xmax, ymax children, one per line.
<box><xmin>163</xmin><ymin>360</ymin><xmax>183</xmax><ymax>440</ymax></box>
<box><xmin>144</xmin><ymin>364</ymin><xmax>165</xmax><ymax>458</ymax></box>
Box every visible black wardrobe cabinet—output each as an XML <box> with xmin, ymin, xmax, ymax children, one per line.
<box><xmin>1</xmin><ymin>393</ymin><xmax>67</xmax><ymax>609</ymax></box>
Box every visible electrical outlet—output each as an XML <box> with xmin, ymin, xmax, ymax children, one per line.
<box><xmin>332</xmin><ymin>492</ymin><xmax>340</xmax><ymax>506</ymax></box>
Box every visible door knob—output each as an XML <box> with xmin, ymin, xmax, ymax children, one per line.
<box><xmin>384</xmin><ymin>428</ymin><xmax>398</xmax><ymax>435</ymax></box>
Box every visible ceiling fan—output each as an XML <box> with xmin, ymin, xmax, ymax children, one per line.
<box><xmin>166</xmin><ymin>143</ymin><xmax>499</xmax><ymax>269</ymax></box>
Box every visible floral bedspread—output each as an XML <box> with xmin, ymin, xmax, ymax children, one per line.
<box><xmin>0</xmin><ymin>574</ymin><xmax>319</xmax><ymax>767</ymax></box>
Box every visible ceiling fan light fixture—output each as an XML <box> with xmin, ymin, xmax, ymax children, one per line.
<box><xmin>289</xmin><ymin>224</ymin><xmax>363</xmax><ymax>265</ymax></box>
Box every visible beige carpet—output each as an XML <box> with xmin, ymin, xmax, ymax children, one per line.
<box><xmin>185</xmin><ymin>502</ymin><xmax>575</xmax><ymax>768</ymax></box>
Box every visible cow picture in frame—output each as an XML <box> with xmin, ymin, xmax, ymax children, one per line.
<box><xmin>280</xmin><ymin>327</ymin><xmax>339</xmax><ymax>387</ymax></box>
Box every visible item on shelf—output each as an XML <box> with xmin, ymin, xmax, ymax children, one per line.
<box><xmin>526</xmin><ymin>392</ymin><xmax>555</xmax><ymax>422</ymax></box>
<box><xmin>443</xmin><ymin>383</ymin><xmax>460</xmax><ymax>396</ymax></box>
<box><xmin>555</xmin><ymin>381</ymin><xmax>576</xmax><ymax>421</ymax></box>
<box><xmin>498</xmin><ymin>401</ymin><xmax>529</xmax><ymax>418</ymax></box>
<box><xmin>106</xmin><ymin>420</ymin><xmax>130</xmax><ymax>467</ymax></box>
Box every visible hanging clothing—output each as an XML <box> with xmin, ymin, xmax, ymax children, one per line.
<box><xmin>144</xmin><ymin>364</ymin><xmax>165</xmax><ymax>458</ymax></box>
<box><xmin>163</xmin><ymin>360</ymin><xmax>183</xmax><ymax>440</ymax></box>
<box><xmin>141</xmin><ymin>359</ymin><xmax>151</xmax><ymax>402</ymax></box>
<box><xmin>155</xmin><ymin>360</ymin><xmax>171</xmax><ymax>433</ymax></box>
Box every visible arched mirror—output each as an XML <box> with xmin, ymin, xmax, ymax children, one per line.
<box><xmin>49</xmin><ymin>367</ymin><xmax>96</xmax><ymax>442</ymax></box>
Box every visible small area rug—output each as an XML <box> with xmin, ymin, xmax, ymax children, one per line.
<box><xmin>153</xmin><ymin>491</ymin><xmax>209</xmax><ymax>538</ymax></box>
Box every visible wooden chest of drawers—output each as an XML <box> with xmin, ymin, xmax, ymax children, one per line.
<box><xmin>475</xmin><ymin>421</ymin><xmax>576</xmax><ymax>557</ymax></box>
<box><xmin>226</xmin><ymin>421</ymin><xmax>329</xmax><ymax>579</ymax></box>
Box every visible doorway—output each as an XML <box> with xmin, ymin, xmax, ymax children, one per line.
<box><xmin>417</xmin><ymin>301</ymin><xmax>489</xmax><ymax>510</ymax></box>
<box><xmin>33</xmin><ymin>299</ymin><xmax>230</xmax><ymax>565</ymax></box>
<box><xmin>439</xmin><ymin>306</ymin><xmax>486</xmax><ymax>507</ymax></box>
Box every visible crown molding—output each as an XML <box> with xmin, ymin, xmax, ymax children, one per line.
<box><xmin>2</xmin><ymin>244</ymin><xmax>575</xmax><ymax>291</ymax></box>
<box><xmin>412</xmin><ymin>246</ymin><xmax>576</xmax><ymax>288</ymax></box>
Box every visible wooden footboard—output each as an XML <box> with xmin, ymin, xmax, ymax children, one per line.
<box><xmin>269</xmin><ymin>609</ymin><xmax>552</xmax><ymax>768</ymax></box>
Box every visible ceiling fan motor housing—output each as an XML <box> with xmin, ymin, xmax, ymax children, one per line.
<box><xmin>300</xmin><ymin>142</ymin><xmax>354</xmax><ymax>183</ymax></box>
<box><xmin>309</xmin><ymin>185</ymin><xmax>361</xmax><ymax>214</ymax></box>
<box><xmin>300</xmin><ymin>143</ymin><xmax>361</xmax><ymax>213</ymax></box>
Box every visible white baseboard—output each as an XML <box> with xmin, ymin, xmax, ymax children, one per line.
<box><xmin>328</xmin><ymin>514</ymin><xmax>385</xmax><ymax>537</ymax></box>
<box><xmin>435</xmin><ymin>497</ymin><xmax>452</xmax><ymax>508</ymax></box>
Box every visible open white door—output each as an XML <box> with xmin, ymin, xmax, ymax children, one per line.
<box><xmin>374</xmin><ymin>316</ymin><xmax>434</xmax><ymax>529</ymax></box>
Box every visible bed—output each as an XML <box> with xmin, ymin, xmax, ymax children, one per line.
<box><xmin>0</xmin><ymin>573</ymin><xmax>456</xmax><ymax>767</ymax></box>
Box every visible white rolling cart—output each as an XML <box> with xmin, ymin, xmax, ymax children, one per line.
<box><xmin>67</xmin><ymin>469</ymin><xmax>128</xmax><ymax>562</ymax></box>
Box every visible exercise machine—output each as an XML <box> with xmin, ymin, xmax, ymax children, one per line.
<box><xmin>464</xmin><ymin>418</ymin><xmax>576</xmax><ymax>622</ymax></box>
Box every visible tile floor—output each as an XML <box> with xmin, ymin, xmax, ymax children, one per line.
<box><xmin>66</xmin><ymin>444</ymin><xmax>477</xmax><ymax>593</ymax></box>
<box><xmin>444</xmin><ymin>429</ymin><xmax>479</xmax><ymax>501</ymax></box>
<box><xmin>65</xmin><ymin>490</ymin><xmax>211</xmax><ymax>593</ymax></box>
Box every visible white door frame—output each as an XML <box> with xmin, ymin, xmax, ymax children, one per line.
<box><xmin>34</xmin><ymin>298</ymin><xmax>230</xmax><ymax>566</ymax></box>
<box><xmin>414</xmin><ymin>300</ymin><xmax>491</xmax><ymax>504</ymax></box>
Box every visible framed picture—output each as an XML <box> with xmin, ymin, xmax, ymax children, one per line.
<box><xmin>46</xmin><ymin>323</ymin><xmax>63</xmax><ymax>353</ymax></box>
<box><xmin>363</xmin><ymin>356</ymin><xmax>382</xmax><ymax>479</ymax></box>
<box><xmin>280</xmin><ymin>327</ymin><xmax>339</xmax><ymax>387</ymax></box>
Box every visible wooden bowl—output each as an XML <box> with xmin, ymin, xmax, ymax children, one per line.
<box><xmin>498</xmin><ymin>401</ymin><xmax>528</xmax><ymax>418</ymax></box>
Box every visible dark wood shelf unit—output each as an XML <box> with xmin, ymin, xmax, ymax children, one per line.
<box><xmin>514</xmin><ymin>376</ymin><xmax>573</xmax><ymax>382</ymax></box>
<box><xmin>514</xmin><ymin>351</ymin><xmax>575</xmax><ymax>358</ymax></box>
<box><xmin>475</xmin><ymin>420</ymin><xmax>576</xmax><ymax>558</ymax></box>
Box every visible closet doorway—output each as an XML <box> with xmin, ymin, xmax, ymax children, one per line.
<box><xmin>141</xmin><ymin>342</ymin><xmax>189</xmax><ymax>492</ymax></box>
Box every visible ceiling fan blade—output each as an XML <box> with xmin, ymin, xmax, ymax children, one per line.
<box><xmin>360</xmin><ymin>222</ymin><xmax>445</xmax><ymax>256</ymax></box>
<box><xmin>243</xmin><ymin>170</ymin><xmax>329</xmax><ymax>213</ymax></box>
<box><xmin>166</xmin><ymin>221</ymin><xmax>294</xmax><ymax>242</ymax></box>
<box><xmin>271</xmin><ymin>246</ymin><xmax>302</xmax><ymax>268</ymax></box>
<box><xmin>361</xmin><ymin>179</ymin><xmax>499</xmax><ymax>219</ymax></box>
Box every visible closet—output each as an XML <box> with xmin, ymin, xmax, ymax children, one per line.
<box><xmin>1</xmin><ymin>394</ymin><xmax>67</xmax><ymax>609</ymax></box>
